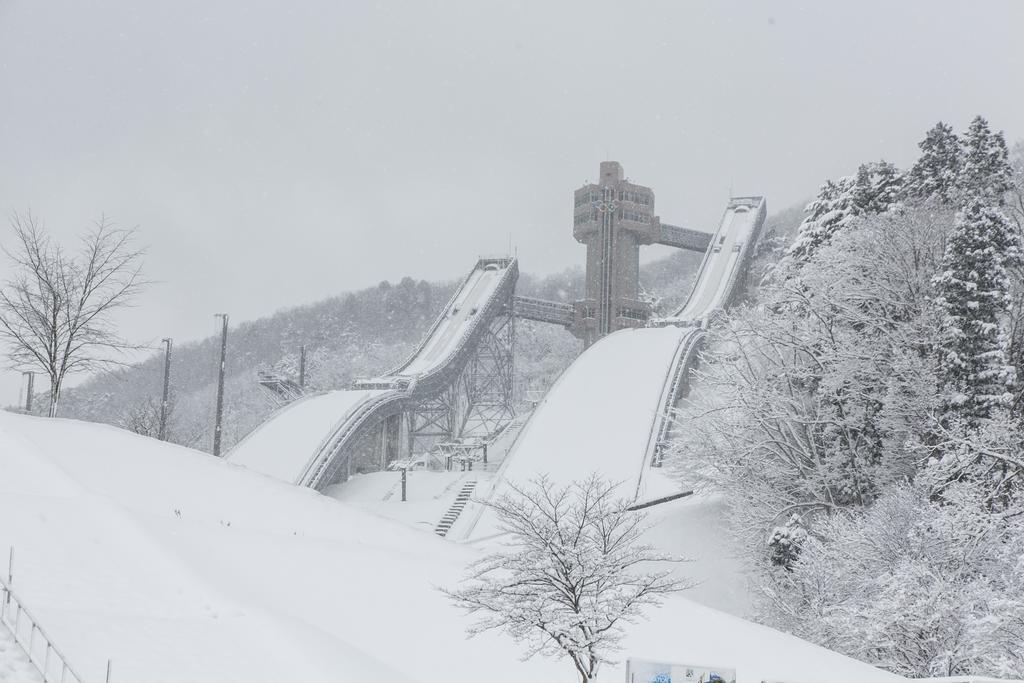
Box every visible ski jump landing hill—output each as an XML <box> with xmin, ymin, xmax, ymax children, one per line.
<box><xmin>229</xmin><ymin>256</ymin><xmax>519</xmax><ymax>490</ymax></box>
<box><xmin>456</xmin><ymin>196</ymin><xmax>766</xmax><ymax>540</ymax></box>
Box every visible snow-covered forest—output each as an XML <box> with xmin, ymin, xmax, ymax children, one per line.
<box><xmin>42</xmin><ymin>251</ymin><xmax>704</xmax><ymax>452</ymax></box>
<box><xmin>669</xmin><ymin>119</ymin><xmax>1024</xmax><ymax>677</ymax></box>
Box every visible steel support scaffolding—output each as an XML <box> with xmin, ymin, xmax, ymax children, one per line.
<box><xmin>402</xmin><ymin>293</ymin><xmax>516</xmax><ymax>464</ymax></box>
<box><xmin>462</xmin><ymin>307</ymin><xmax>516</xmax><ymax>438</ymax></box>
<box><xmin>407</xmin><ymin>385</ymin><xmax>463</xmax><ymax>457</ymax></box>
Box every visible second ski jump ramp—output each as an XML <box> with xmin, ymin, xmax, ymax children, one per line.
<box><xmin>457</xmin><ymin>197</ymin><xmax>765</xmax><ymax>540</ymax></box>
<box><xmin>455</xmin><ymin>325</ymin><xmax>700</xmax><ymax>540</ymax></box>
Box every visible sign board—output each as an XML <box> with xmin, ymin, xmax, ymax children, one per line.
<box><xmin>626</xmin><ymin>658</ymin><xmax>737</xmax><ymax>683</ymax></box>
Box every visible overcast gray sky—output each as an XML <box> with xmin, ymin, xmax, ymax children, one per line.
<box><xmin>2</xmin><ymin>0</ymin><xmax>1023</xmax><ymax>404</ymax></box>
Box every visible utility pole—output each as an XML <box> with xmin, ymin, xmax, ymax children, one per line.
<box><xmin>5</xmin><ymin>547</ymin><xmax>12</xmax><ymax>607</ymax></box>
<box><xmin>299</xmin><ymin>344</ymin><xmax>306</xmax><ymax>389</ymax></box>
<box><xmin>212</xmin><ymin>314</ymin><xmax>229</xmax><ymax>457</ymax></box>
<box><xmin>158</xmin><ymin>338</ymin><xmax>173</xmax><ymax>441</ymax></box>
<box><xmin>21</xmin><ymin>372</ymin><xmax>34</xmax><ymax>413</ymax></box>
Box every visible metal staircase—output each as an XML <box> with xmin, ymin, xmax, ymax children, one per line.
<box><xmin>434</xmin><ymin>480</ymin><xmax>479</xmax><ymax>537</ymax></box>
<box><xmin>256</xmin><ymin>371</ymin><xmax>305</xmax><ymax>406</ymax></box>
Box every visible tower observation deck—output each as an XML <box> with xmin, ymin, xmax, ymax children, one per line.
<box><xmin>569</xmin><ymin>162</ymin><xmax>711</xmax><ymax>345</ymax></box>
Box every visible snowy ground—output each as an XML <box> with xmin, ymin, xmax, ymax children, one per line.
<box><xmin>0</xmin><ymin>628</ymin><xmax>40</xmax><ymax>683</ymax></box>
<box><xmin>325</xmin><ymin>469</ymin><xmax>480</xmax><ymax>532</ymax></box>
<box><xmin>0</xmin><ymin>411</ymin><xmax>907</xmax><ymax>682</ymax></box>
<box><xmin>226</xmin><ymin>388</ymin><xmax>385</xmax><ymax>484</ymax></box>
<box><xmin>457</xmin><ymin>326</ymin><xmax>691</xmax><ymax>541</ymax></box>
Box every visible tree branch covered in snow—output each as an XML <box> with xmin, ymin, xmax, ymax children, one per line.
<box><xmin>666</xmin><ymin>117</ymin><xmax>1024</xmax><ymax>677</ymax></box>
<box><xmin>444</xmin><ymin>474</ymin><xmax>689</xmax><ymax>682</ymax></box>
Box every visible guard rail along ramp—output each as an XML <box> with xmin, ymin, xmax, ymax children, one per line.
<box><xmin>458</xmin><ymin>197</ymin><xmax>765</xmax><ymax>540</ymax></box>
<box><xmin>228</xmin><ymin>257</ymin><xmax>519</xmax><ymax>491</ymax></box>
<box><xmin>643</xmin><ymin>196</ymin><xmax>767</xmax><ymax>469</ymax></box>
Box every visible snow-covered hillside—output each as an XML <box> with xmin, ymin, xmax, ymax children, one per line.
<box><xmin>0</xmin><ymin>628</ymin><xmax>41</xmax><ymax>683</ymax></box>
<box><xmin>0</xmin><ymin>411</ymin><xmax>903</xmax><ymax>683</ymax></box>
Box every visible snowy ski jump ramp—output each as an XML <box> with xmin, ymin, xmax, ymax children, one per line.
<box><xmin>228</xmin><ymin>257</ymin><xmax>518</xmax><ymax>490</ymax></box>
<box><xmin>456</xmin><ymin>197</ymin><xmax>766</xmax><ymax>540</ymax></box>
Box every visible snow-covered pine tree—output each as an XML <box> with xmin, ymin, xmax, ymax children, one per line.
<box><xmin>934</xmin><ymin>198</ymin><xmax>1020</xmax><ymax>423</ymax></box>
<box><xmin>787</xmin><ymin>161</ymin><xmax>902</xmax><ymax>264</ymax></box>
<box><xmin>905</xmin><ymin>121</ymin><xmax>961</xmax><ymax>203</ymax></box>
<box><xmin>786</xmin><ymin>177</ymin><xmax>850</xmax><ymax>263</ymax></box>
<box><xmin>1005</xmin><ymin>143</ymin><xmax>1024</xmax><ymax>413</ymax></box>
<box><xmin>856</xmin><ymin>160</ymin><xmax>903</xmax><ymax>213</ymax></box>
<box><xmin>958</xmin><ymin>115</ymin><xmax>1013</xmax><ymax>204</ymax></box>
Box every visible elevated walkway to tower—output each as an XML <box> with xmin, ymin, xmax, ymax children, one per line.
<box><xmin>512</xmin><ymin>296</ymin><xmax>574</xmax><ymax>326</ymax></box>
<box><xmin>655</xmin><ymin>221</ymin><xmax>714</xmax><ymax>252</ymax></box>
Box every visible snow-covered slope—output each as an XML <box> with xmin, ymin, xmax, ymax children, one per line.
<box><xmin>325</xmin><ymin>469</ymin><xmax>481</xmax><ymax>532</ymax></box>
<box><xmin>0</xmin><ymin>628</ymin><xmax>42</xmax><ymax>683</ymax></box>
<box><xmin>226</xmin><ymin>389</ymin><xmax>384</xmax><ymax>483</ymax></box>
<box><xmin>457</xmin><ymin>325</ymin><xmax>688</xmax><ymax>541</ymax></box>
<box><xmin>0</xmin><ymin>412</ymin><xmax>903</xmax><ymax>683</ymax></box>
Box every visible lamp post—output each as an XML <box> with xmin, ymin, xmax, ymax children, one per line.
<box><xmin>158</xmin><ymin>338</ymin><xmax>173</xmax><ymax>441</ymax></box>
<box><xmin>21</xmin><ymin>372</ymin><xmax>34</xmax><ymax>413</ymax></box>
<box><xmin>213</xmin><ymin>314</ymin><xmax>229</xmax><ymax>456</ymax></box>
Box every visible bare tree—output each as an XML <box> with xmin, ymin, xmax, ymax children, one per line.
<box><xmin>444</xmin><ymin>474</ymin><xmax>688</xmax><ymax>683</ymax></box>
<box><xmin>120</xmin><ymin>395</ymin><xmax>164</xmax><ymax>438</ymax></box>
<box><xmin>119</xmin><ymin>390</ymin><xmax>205</xmax><ymax>448</ymax></box>
<box><xmin>0</xmin><ymin>212</ymin><xmax>148</xmax><ymax>417</ymax></box>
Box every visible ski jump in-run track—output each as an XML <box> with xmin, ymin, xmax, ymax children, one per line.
<box><xmin>454</xmin><ymin>196</ymin><xmax>766</xmax><ymax>541</ymax></box>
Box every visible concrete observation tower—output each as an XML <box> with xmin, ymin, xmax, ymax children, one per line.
<box><xmin>569</xmin><ymin>162</ymin><xmax>711</xmax><ymax>345</ymax></box>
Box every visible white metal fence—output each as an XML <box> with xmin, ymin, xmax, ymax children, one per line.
<box><xmin>0</xmin><ymin>576</ymin><xmax>85</xmax><ymax>683</ymax></box>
